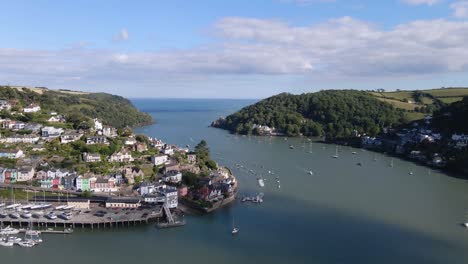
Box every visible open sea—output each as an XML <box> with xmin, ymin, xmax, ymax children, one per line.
<box><xmin>3</xmin><ymin>98</ymin><xmax>468</xmax><ymax>264</ymax></box>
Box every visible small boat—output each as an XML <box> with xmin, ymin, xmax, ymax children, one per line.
<box><xmin>7</xmin><ymin>236</ymin><xmax>22</xmax><ymax>243</ymax></box>
<box><xmin>0</xmin><ymin>212</ymin><xmax>7</xmax><ymax>218</ymax></box>
<box><xmin>0</xmin><ymin>203</ymin><xmax>6</xmax><ymax>208</ymax></box>
<box><xmin>332</xmin><ymin>146</ymin><xmax>339</xmax><ymax>159</ymax></box>
<box><xmin>231</xmin><ymin>218</ymin><xmax>239</xmax><ymax>235</ymax></box>
<box><xmin>357</xmin><ymin>162</ymin><xmax>362</xmax><ymax>166</ymax></box>
<box><xmin>0</xmin><ymin>240</ymin><xmax>14</xmax><ymax>247</ymax></box>
<box><xmin>289</xmin><ymin>145</ymin><xmax>294</xmax><ymax>149</ymax></box>
<box><xmin>5</xmin><ymin>203</ymin><xmax>21</xmax><ymax>210</ymax></box>
<box><xmin>409</xmin><ymin>171</ymin><xmax>414</xmax><ymax>175</ymax></box>
<box><xmin>257</xmin><ymin>178</ymin><xmax>265</xmax><ymax>187</ymax></box>
<box><xmin>0</xmin><ymin>226</ymin><xmax>20</xmax><ymax>235</ymax></box>
<box><xmin>308</xmin><ymin>171</ymin><xmax>314</xmax><ymax>175</ymax></box>
<box><xmin>20</xmin><ymin>204</ymin><xmax>33</xmax><ymax>210</ymax></box>
<box><xmin>351</xmin><ymin>151</ymin><xmax>357</xmax><ymax>155</ymax></box>
<box><xmin>55</xmin><ymin>205</ymin><xmax>67</xmax><ymax>210</ymax></box>
<box><xmin>464</xmin><ymin>222</ymin><xmax>468</xmax><ymax>228</ymax></box>
<box><xmin>18</xmin><ymin>240</ymin><xmax>35</xmax><ymax>247</ymax></box>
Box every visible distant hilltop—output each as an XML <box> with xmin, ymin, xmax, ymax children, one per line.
<box><xmin>7</xmin><ymin>85</ymin><xmax>90</xmax><ymax>95</ymax></box>
<box><xmin>0</xmin><ymin>85</ymin><xmax>153</xmax><ymax>128</ymax></box>
<box><xmin>212</xmin><ymin>87</ymin><xmax>468</xmax><ymax>139</ymax></box>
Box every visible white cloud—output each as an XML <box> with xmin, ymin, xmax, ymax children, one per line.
<box><xmin>3</xmin><ymin>17</ymin><xmax>468</xmax><ymax>94</ymax></box>
<box><xmin>451</xmin><ymin>1</ymin><xmax>468</xmax><ymax>18</ymax></box>
<box><xmin>401</xmin><ymin>0</ymin><xmax>443</xmax><ymax>6</ymax></box>
<box><xmin>113</xmin><ymin>28</ymin><xmax>129</xmax><ymax>42</ymax></box>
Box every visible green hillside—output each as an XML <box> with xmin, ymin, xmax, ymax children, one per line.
<box><xmin>213</xmin><ymin>90</ymin><xmax>405</xmax><ymax>139</ymax></box>
<box><xmin>0</xmin><ymin>86</ymin><xmax>153</xmax><ymax>128</ymax></box>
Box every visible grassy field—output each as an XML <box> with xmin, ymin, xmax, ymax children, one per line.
<box><xmin>369</xmin><ymin>88</ymin><xmax>468</xmax><ymax>122</ymax></box>
<box><xmin>376</xmin><ymin>97</ymin><xmax>418</xmax><ymax>111</ymax></box>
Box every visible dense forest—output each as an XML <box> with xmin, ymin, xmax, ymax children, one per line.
<box><xmin>213</xmin><ymin>90</ymin><xmax>405</xmax><ymax>139</ymax></box>
<box><xmin>0</xmin><ymin>86</ymin><xmax>153</xmax><ymax>128</ymax></box>
<box><xmin>432</xmin><ymin>97</ymin><xmax>468</xmax><ymax>135</ymax></box>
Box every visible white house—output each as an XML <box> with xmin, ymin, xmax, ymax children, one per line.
<box><xmin>86</xmin><ymin>136</ymin><xmax>109</xmax><ymax>145</ymax></box>
<box><xmin>0</xmin><ymin>99</ymin><xmax>11</xmax><ymax>111</ymax></box>
<box><xmin>48</xmin><ymin>115</ymin><xmax>65</xmax><ymax>123</ymax></box>
<box><xmin>108</xmin><ymin>150</ymin><xmax>134</xmax><ymax>163</ymax></box>
<box><xmin>102</xmin><ymin>127</ymin><xmax>118</xmax><ymax>138</ymax></box>
<box><xmin>23</xmin><ymin>104</ymin><xmax>41</xmax><ymax>113</ymax></box>
<box><xmin>94</xmin><ymin>118</ymin><xmax>103</xmax><ymax>131</ymax></box>
<box><xmin>124</xmin><ymin>137</ymin><xmax>137</xmax><ymax>146</ymax></box>
<box><xmin>16</xmin><ymin>166</ymin><xmax>35</xmax><ymax>182</ymax></box>
<box><xmin>0</xmin><ymin>134</ymin><xmax>39</xmax><ymax>144</ymax></box>
<box><xmin>151</xmin><ymin>154</ymin><xmax>168</xmax><ymax>166</ymax></box>
<box><xmin>60</xmin><ymin>131</ymin><xmax>83</xmax><ymax>144</ymax></box>
<box><xmin>162</xmin><ymin>146</ymin><xmax>174</xmax><ymax>155</ymax></box>
<box><xmin>161</xmin><ymin>170</ymin><xmax>182</xmax><ymax>184</ymax></box>
<box><xmin>83</xmin><ymin>152</ymin><xmax>101</xmax><ymax>163</ymax></box>
<box><xmin>0</xmin><ymin>149</ymin><xmax>24</xmax><ymax>159</ymax></box>
<box><xmin>41</xmin><ymin>126</ymin><xmax>64</xmax><ymax>138</ymax></box>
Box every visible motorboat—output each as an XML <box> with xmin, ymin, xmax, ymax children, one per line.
<box><xmin>18</xmin><ymin>240</ymin><xmax>35</xmax><ymax>247</ymax></box>
<box><xmin>55</xmin><ymin>205</ymin><xmax>67</xmax><ymax>210</ymax></box>
<box><xmin>0</xmin><ymin>239</ymin><xmax>14</xmax><ymax>247</ymax></box>
<box><xmin>308</xmin><ymin>171</ymin><xmax>314</xmax><ymax>175</ymax></box>
<box><xmin>257</xmin><ymin>178</ymin><xmax>265</xmax><ymax>187</ymax></box>
<box><xmin>5</xmin><ymin>203</ymin><xmax>21</xmax><ymax>210</ymax></box>
<box><xmin>7</xmin><ymin>236</ymin><xmax>22</xmax><ymax>243</ymax></box>
<box><xmin>0</xmin><ymin>226</ymin><xmax>20</xmax><ymax>235</ymax></box>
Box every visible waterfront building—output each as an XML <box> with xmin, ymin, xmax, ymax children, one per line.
<box><xmin>76</xmin><ymin>175</ymin><xmax>92</xmax><ymax>192</ymax></box>
<box><xmin>91</xmin><ymin>177</ymin><xmax>117</xmax><ymax>193</ymax></box>
<box><xmin>16</xmin><ymin>166</ymin><xmax>35</xmax><ymax>182</ymax></box>
<box><xmin>105</xmin><ymin>197</ymin><xmax>141</xmax><ymax>208</ymax></box>
<box><xmin>67</xmin><ymin>198</ymin><xmax>90</xmax><ymax>209</ymax></box>
<box><xmin>40</xmin><ymin>177</ymin><xmax>53</xmax><ymax>188</ymax></box>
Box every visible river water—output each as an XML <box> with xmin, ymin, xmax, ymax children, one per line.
<box><xmin>3</xmin><ymin>98</ymin><xmax>468</xmax><ymax>264</ymax></box>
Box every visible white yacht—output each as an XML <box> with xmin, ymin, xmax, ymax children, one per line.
<box><xmin>7</xmin><ymin>236</ymin><xmax>22</xmax><ymax>243</ymax></box>
<box><xmin>0</xmin><ymin>239</ymin><xmax>14</xmax><ymax>247</ymax></box>
<box><xmin>55</xmin><ymin>205</ymin><xmax>67</xmax><ymax>210</ymax></box>
<box><xmin>18</xmin><ymin>240</ymin><xmax>35</xmax><ymax>247</ymax></box>
<box><xmin>0</xmin><ymin>226</ymin><xmax>20</xmax><ymax>235</ymax></box>
<box><xmin>5</xmin><ymin>203</ymin><xmax>21</xmax><ymax>210</ymax></box>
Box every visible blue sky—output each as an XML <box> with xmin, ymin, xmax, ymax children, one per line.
<box><xmin>1</xmin><ymin>0</ymin><xmax>468</xmax><ymax>98</ymax></box>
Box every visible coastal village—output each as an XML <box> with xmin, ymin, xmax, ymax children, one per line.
<box><xmin>218</xmin><ymin>117</ymin><xmax>468</xmax><ymax>175</ymax></box>
<box><xmin>0</xmin><ymin>95</ymin><xmax>238</xmax><ymax>247</ymax></box>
